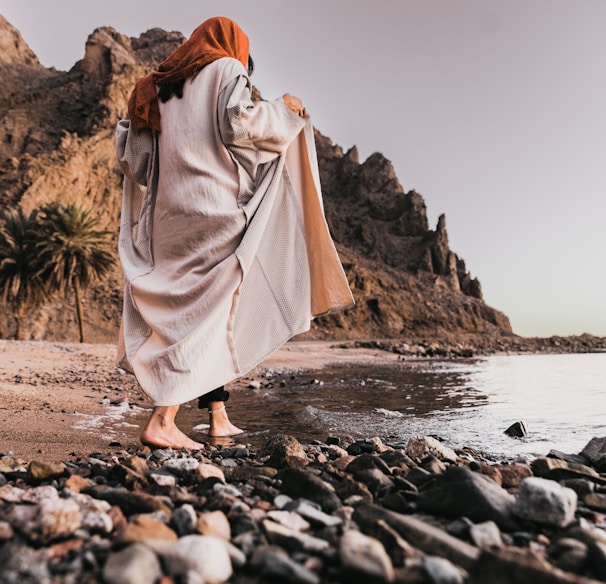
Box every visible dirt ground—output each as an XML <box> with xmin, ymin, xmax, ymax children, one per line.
<box><xmin>0</xmin><ymin>339</ymin><xmax>400</xmax><ymax>463</ymax></box>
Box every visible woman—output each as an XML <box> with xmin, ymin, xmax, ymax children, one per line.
<box><xmin>116</xmin><ymin>16</ymin><xmax>353</xmax><ymax>449</ymax></box>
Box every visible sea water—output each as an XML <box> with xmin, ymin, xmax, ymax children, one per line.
<box><xmin>188</xmin><ymin>352</ymin><xmax>606</xmax><ymax>461</ymax></box>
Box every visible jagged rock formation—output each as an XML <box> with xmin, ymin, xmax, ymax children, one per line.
<box><xmin>0</xmin><ymin>16</ymin><xmax>512</xmax><ymax>342</ymax></box>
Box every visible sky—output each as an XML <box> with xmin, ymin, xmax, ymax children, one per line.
<box><xmin>1</xmin><ymin>0</ymin><xmax>605</xmax><ymax>338</ymax></box>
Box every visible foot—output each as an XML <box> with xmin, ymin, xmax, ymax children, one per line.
<box><xmin>141</xmin><ymin>411</ymin><xmax>205</xmax><ymax>450</ymax></box>
<box><xmin>208</xmin><ymin>403</ymin><xmax>244</xmax><ymax>437</ymax></box>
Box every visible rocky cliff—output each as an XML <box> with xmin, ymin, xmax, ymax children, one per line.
<box><xmin>0</xmin><ymin>16</ymin><xmax>513</xmax><ymax>342</ymax></box>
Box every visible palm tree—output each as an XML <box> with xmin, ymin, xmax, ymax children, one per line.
<box><xmin>0</xmin><ymin>206</ymin><xmax>49</xmax><ymax>339</ymax></box>
<box><xmin>36</xmin><ymin>202</ymin><xmax>116</xmax><ymax>343</ymax></box>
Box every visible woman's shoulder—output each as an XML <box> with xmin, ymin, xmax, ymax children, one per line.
<box><xmin>206</xmin><ymin>57</ymin><xmax>247</xmax><ymax>78</ymax></box>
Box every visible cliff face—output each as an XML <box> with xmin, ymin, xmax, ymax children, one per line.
<box><xmin>0</xmin><ymin>17</ymin><xmax>512</xmax><ymax>342</ymax></box>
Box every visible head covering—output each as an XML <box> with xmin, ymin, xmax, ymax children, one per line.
<box><xmin>128</xmin><ymin>16</ymin><xmax>250</xmax><ymax>133</ymax></box>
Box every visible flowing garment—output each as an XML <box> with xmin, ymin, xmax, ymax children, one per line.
<box><xmin>116</xmin><ymin>57</ymin><xmax>353</xmax><ymax>406</ymax></box>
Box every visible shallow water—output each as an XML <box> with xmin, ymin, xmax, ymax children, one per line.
<box><xmin>126</xmin><ymin>352</ymin><xmax>606</xmax><ymax>461</ymax></box>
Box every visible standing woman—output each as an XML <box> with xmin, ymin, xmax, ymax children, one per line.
<box><xmin>116</xmin><ymin>16</ymin><xmax>353</xmax><ymax>449</ymax></box>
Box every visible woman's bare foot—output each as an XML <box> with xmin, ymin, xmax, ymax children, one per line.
<box><xmin>208</xmin><ymin>401</ymin><xmax>244</xmax><ymax>437</ymax></box>
<box><xmin>141</xmin><ymin>405</ymin><xmax>205</xmax><ymax>450</ymax></box>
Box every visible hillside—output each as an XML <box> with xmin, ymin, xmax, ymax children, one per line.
<box><xmin>0</xmin><ymin>16</ymin><xmax>514</xmax><ymax>344</ymax></box>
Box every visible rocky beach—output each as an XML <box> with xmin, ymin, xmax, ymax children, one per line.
<box><xmin>1</xmin><ymin>340</ymin><xmax>606</xmax><ymax>583</ymax></box>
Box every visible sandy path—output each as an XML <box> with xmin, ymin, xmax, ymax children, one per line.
<box><xmin>0</xmin><ymin>339</ymin><xmax>399</xmax><ymax>463</ymax></box>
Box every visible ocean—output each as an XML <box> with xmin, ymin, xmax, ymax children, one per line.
<box><xmin>194</xmin><ymin>352</ymin><xmax>606</xmax><ymax>461</ymax></box>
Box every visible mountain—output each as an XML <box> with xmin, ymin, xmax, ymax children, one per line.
<box><xmin>0</xmin><ymin>16</ymin><xmax>513</xmax><ymax>344</ymax></box>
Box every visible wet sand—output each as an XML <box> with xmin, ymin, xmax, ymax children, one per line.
<box><xmin>0</xmin><ymin>339</ymin><xmax>401</xmax><ymax>462</ymax></box>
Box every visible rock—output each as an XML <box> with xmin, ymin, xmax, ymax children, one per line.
<box><xmin>493</xmin><ymin>463</ymin><xmax>534</xmax><ymax>489</ymax></box>
<box><xmin>162</xmin><ymin>535</ymin><xmax>232</xmax><ymax>583</ymax></box>
<box><xmin>267</xmin><ymin>510</ymin><xmax>311</xmax><ymax>532</ymax></box>
<box><xmin>0</xmin><ymin>542</ymin><xmax>52</xmax><ymax>584</ymax></box>
<box><xmin>580</xmin><ymin>437</ymin><xmax>606</xmax><ymax>470</ymax></box>
<box><xmin>339</xmin><ymin>529</ymin><xmax>395</xmax><ymax>582</ymax></box>
<box><xmin>583</xmin><ymin>492</ymin><xmax>606</xmax><ymax>513</ymax></box>
<box><xmin>469</xmin><ymin>520</ymin><xmax>503</xmax><ymax>550</ymax></box>
<box><xmin>115</xmin><ymin>514</ymin><xmax>178</xmax><ymax>544</ymax></box>
<box><xmin>346</xmin><ymin>453</ymin><xmax>393</xmax><ymax>476</ymax></box>
<box><xmin>262</xmin><ymin>519</ymin><xmax>330</xmax><ymax>553</ymax></box>
<box><xmin>352</xmin><ymin>468</ymin><xmax>395</xmax><ymax>498</ymax></box>
<box><xmin>504</xmin><ymin>421</ymin><xmax>528</xmax><ymax>437</ymax></box>
<box><xmin>0</xmin><ymin>520</ymin><xmax>14</xmax><ymax>541</ymax></box>
<box><xmin>251</xmin><ymin>544</ymin><xmax>320</xmax><ymax>584</ymax></box>
<box><xmin>259</xmin><ymin>434</ymin><xmax>308</xmax><ymax>468</ymax></box>
<box><xmin>9</xmin><ymin>497</ymin><xmax>82</xmax><ymax>545</ymax></box>
<box><xmin>422</xmin><ymin>555</ymin><xmax>466</xmax><ymax>584</ymax></box>
<box><xmin>513</xmin><ymin>477</ymin><xmax>577</xmax><ymax>527</ymax></box>
<box><xmin>84</xmin><ymin>485</ymin><xmax>172</xmax><ymax>515</ymax></box>
<box><xmin>417</xmin><ymin>466</ymin><xmax>518</xmax><ymax>530</ymax></box>
<box><xmin>283</xmin><ymin>498</ymin><xmax>343</xmax><ymax>528</ymax></box>
<box><xmin>102</xmin><ymin>543</ymin><xmax>163</xmax><ymax>584</ymax></box>
<box><xmin>588</xmin><ymin>540</ymin><xmax>606</xmax><ymax>580</ymax></box>
<box><xmin>406</xmin><ymin>435</ymin><xmax>457</xmax><ymax>462</ymax></box>
<box><xmin>469</xmin><ymin>461</ymin><xmax>502</xmax><ymax>486</ymax></box>
<box><xmin>162</xmin><ymin>456</ymin><xmax>199</xmax><ymax>478</ymax></box>
<box><xmin>531</xmin><ymin>457</ymin><xmax>605</xmax><ymax>484</ymax></box>
<box><xmin>549</xmin><ymin>538</ymin><xmax>589</xmax><ymax>573</ymax></box>
<box><xmin>149</xmin><ymin>469</ymin><xmax>177</xmax><ymax>488</ymax></box>
<box><xmin>560</xmin><ymin>479</ymin><xmax>595</xmax><ymax>498</ymax></box>
<box><xmin>279</xmin><ymin>468</ymin><xmax>341</xmax><ymax>513</ymax></box>
<box><xmin>26</xmin><ymin>460</ymin><xmax>66</xmax><ymax>483</ymax></box>
<box><xmin>196</xmin><ymin>510</ymin><xmax>231</xmax><ymax>540</ymax></box>
<box><xmin>353</xmin><ymin>504</ymin><xmax>479</xmax><ymax>570</ymax></box>
<box><xmin>82</xmin><ymin>511</ymin><xmax>113</xmax><ymax>535</ymax></box>
<box><xmin>64</xmin><ymin>474</ymin><xmax>91</xmax><ymax>492</ymax></box>
<box><xmin>170</xmin><ymin>503</ymin><xmax>197</xmax><ymax>536</ymax></box>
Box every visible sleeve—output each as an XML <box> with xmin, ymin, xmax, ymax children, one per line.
<box><xmin>219</xmin><ymin>75</ymin><xmax>306</xmax><ymax>157</ymax></box>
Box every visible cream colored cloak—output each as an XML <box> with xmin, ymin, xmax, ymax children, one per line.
<box><xmin>116</xmin><ymin>57</ymin><xmax>353</xmax><ymax>406</ymax></box>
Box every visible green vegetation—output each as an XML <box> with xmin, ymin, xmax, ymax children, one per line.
<box><xmin>0</xmin><ymin>203</ymin><xmax>116</xmax><ymax>342</ymax></box>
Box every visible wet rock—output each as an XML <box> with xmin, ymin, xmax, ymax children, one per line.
<box><xmin>340</xmin><ymin>529</ymin><xmax>395</xmax><ymax>582</ymax></box>
<box><xmin>162</xmin><ymin>534</ymin><xmax>232</xmax><ymax>583</ymax></box>
<box><xmin>251</xmin><ymin>544</ymin><xmax>321</xmax><ymax>584</ymax></box>
<box><xmin>406</xmin><ymin>435</ymin><xmax>458</xmax><ymax>462</ymax></box>
<box><xmin>580</xmin><ymin>437</ymin><xmax>606</xmax><ymax>470</ymax></box>
<box><xmin>259</xmin><ymin>434</ymin><xmax>308</xmax><ymax>468</ymax></box>
<box><xmin>513</xmin><ymin>477</ymin><xmax>577</xmax><ymax>527</ymax></box>
<box><xmin>9</xmin><ymin>497</ymin><xmax>82</xmax><ymax>544</ymax></box>
<box><xmin>279</xmin><ymin>468</ymin><xmax>341</xmax><ymax>513</ymax></box>
<box><xmin>346</xmin><ymin>452</ymin><xmax>393</xmax><ymax>476</ymax></box>
<box><xmin>102</xmin><ymin>543</ymin><xmax>163</xmax><ymax>584</ymax></box>
<box><xmin>417</xmin><ymin>466</ymin><xmax>518</xmax><ymax>530</ymax></box>
<box><xmin>26</xmin><ymin>460</ymin><xmax>66</xmax><ymax>483</ymax></box>
<box><xmin>504</xmin><ymin>421</ymin><xmax>528</xmax><ymax>438</ymax></box>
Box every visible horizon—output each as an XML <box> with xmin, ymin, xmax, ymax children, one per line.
<box><xmin>1</xmin><ymin>0</ymin><xmax>605</xmax><ymax>338</ymax></box>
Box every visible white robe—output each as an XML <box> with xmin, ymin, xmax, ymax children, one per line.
<box><xmin>116</xmin><ymin>57</ymin><xmax>353</xmax><ymax>406</ymax></box>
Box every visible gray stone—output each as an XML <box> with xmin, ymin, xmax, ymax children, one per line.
<box><xmin>279</xmin><ymin>468</ymin><xmax>341</xmax><ymax>513</ymax></box>
<box><xmin>549</xmin><ymin>538</ymin><xmax>589</xmax><ymax>573</ymax></box>
<box><xmin>469</xmin><ymin>521</ymin><xmax>503</xmax><ymax>550</ymax></box>
<box><xmin>284</xmin><ymin>498</ymin><xmax>343</xmax><ymax>527</ymax></box>
<box><xmin>346</xmin><ymin>453</ymin><xmax>393</xmax><ymax>476</ymax></box>
<box><xmin>561</xmin><ymin>478</ymin><xmax>595</xmax><ymax>498</ymax></box>
<box><xmin>588</xmin><ymin>540</ymin><xmax>606</xmax><ymax>580</ymax></box>
<box><xmin>580</xmin><ymin>436</ymin><xmax>606</xmax><ymax>469</ymax></box>
<box><xmin>149</xmin><ymin>469</ymin><xmax>177</xmax><ymax>488</ymax></box>
<box><xmin>422</xmin><ymin>555</ymin><xmax>466</xmax><ymax>584</ymax></box>
<box><xmin>340</xmin><ymin>529</ymin><xmax>395</xmax><ymax>582</ymax></box>
<box><xmin>0</xmin><ymin>542</ymin><xmax>51</xmax><ymax>584</ymax></box>
<box><xmin>162</xmin><ymin>535</ymin><xmax>232</xmax><ymax>583</ymax></box>
<box><xmin>9</xmin><ymin>497</ymin><xmax>82</xmax><ymax>544</ymax></box>
<box><xmin>262</xmin><ymin>519</ymin><xmax>330</xmax><ymax>553</ymax></box>
<box><xmin>267</xmin><ymin>510</ymin><xmax>311</xmax><ymax>532</ymax></box>
<box><xmin>170</xmin><ymin>503</ymin><xmax>198</xmax><ymax>536</ymax></box>
<box><xmin>513</xmin><ymin>477</ymin><xmax>577</xmax><ymax>527</ymax></box>
<box><xmin>417</xmin><ymin>466</ymin><xmax>518</xmax><ymax>530</ymax></box>
<box><xmin>251</xmin><ymin>544</ymin><xmax>320</xmax><ymax>584</ymax></box>
<box><xmin>162</xmin><ymin>456</ymin><xmax>199</xmax><ymax>477</ymax></box>
<box><xmin>82</xmin><ymin>511</ymin><xmax>113</xmax><ymax>535</ymax></box>
<box><xmin>103</xmin><ymin>543</ymin><xmax>162</xmax><ymax>584</ymax></box>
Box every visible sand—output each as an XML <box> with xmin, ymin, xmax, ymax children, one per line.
<box><xmin>0</xmin><ymin>339</ymin><xmax>400</xmax><ymax>463</ymax></box>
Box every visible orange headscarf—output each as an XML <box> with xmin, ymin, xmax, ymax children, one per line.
<box><xmin>128</xmin><ymin>16</ymin><xmax>250</xmax><ymax>133</ymax></box>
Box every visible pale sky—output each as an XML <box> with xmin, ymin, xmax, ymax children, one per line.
<box><xmin>2</xmin><ymin>1</ymin><xmax>605</xmax><ymax>338</ymax></box>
